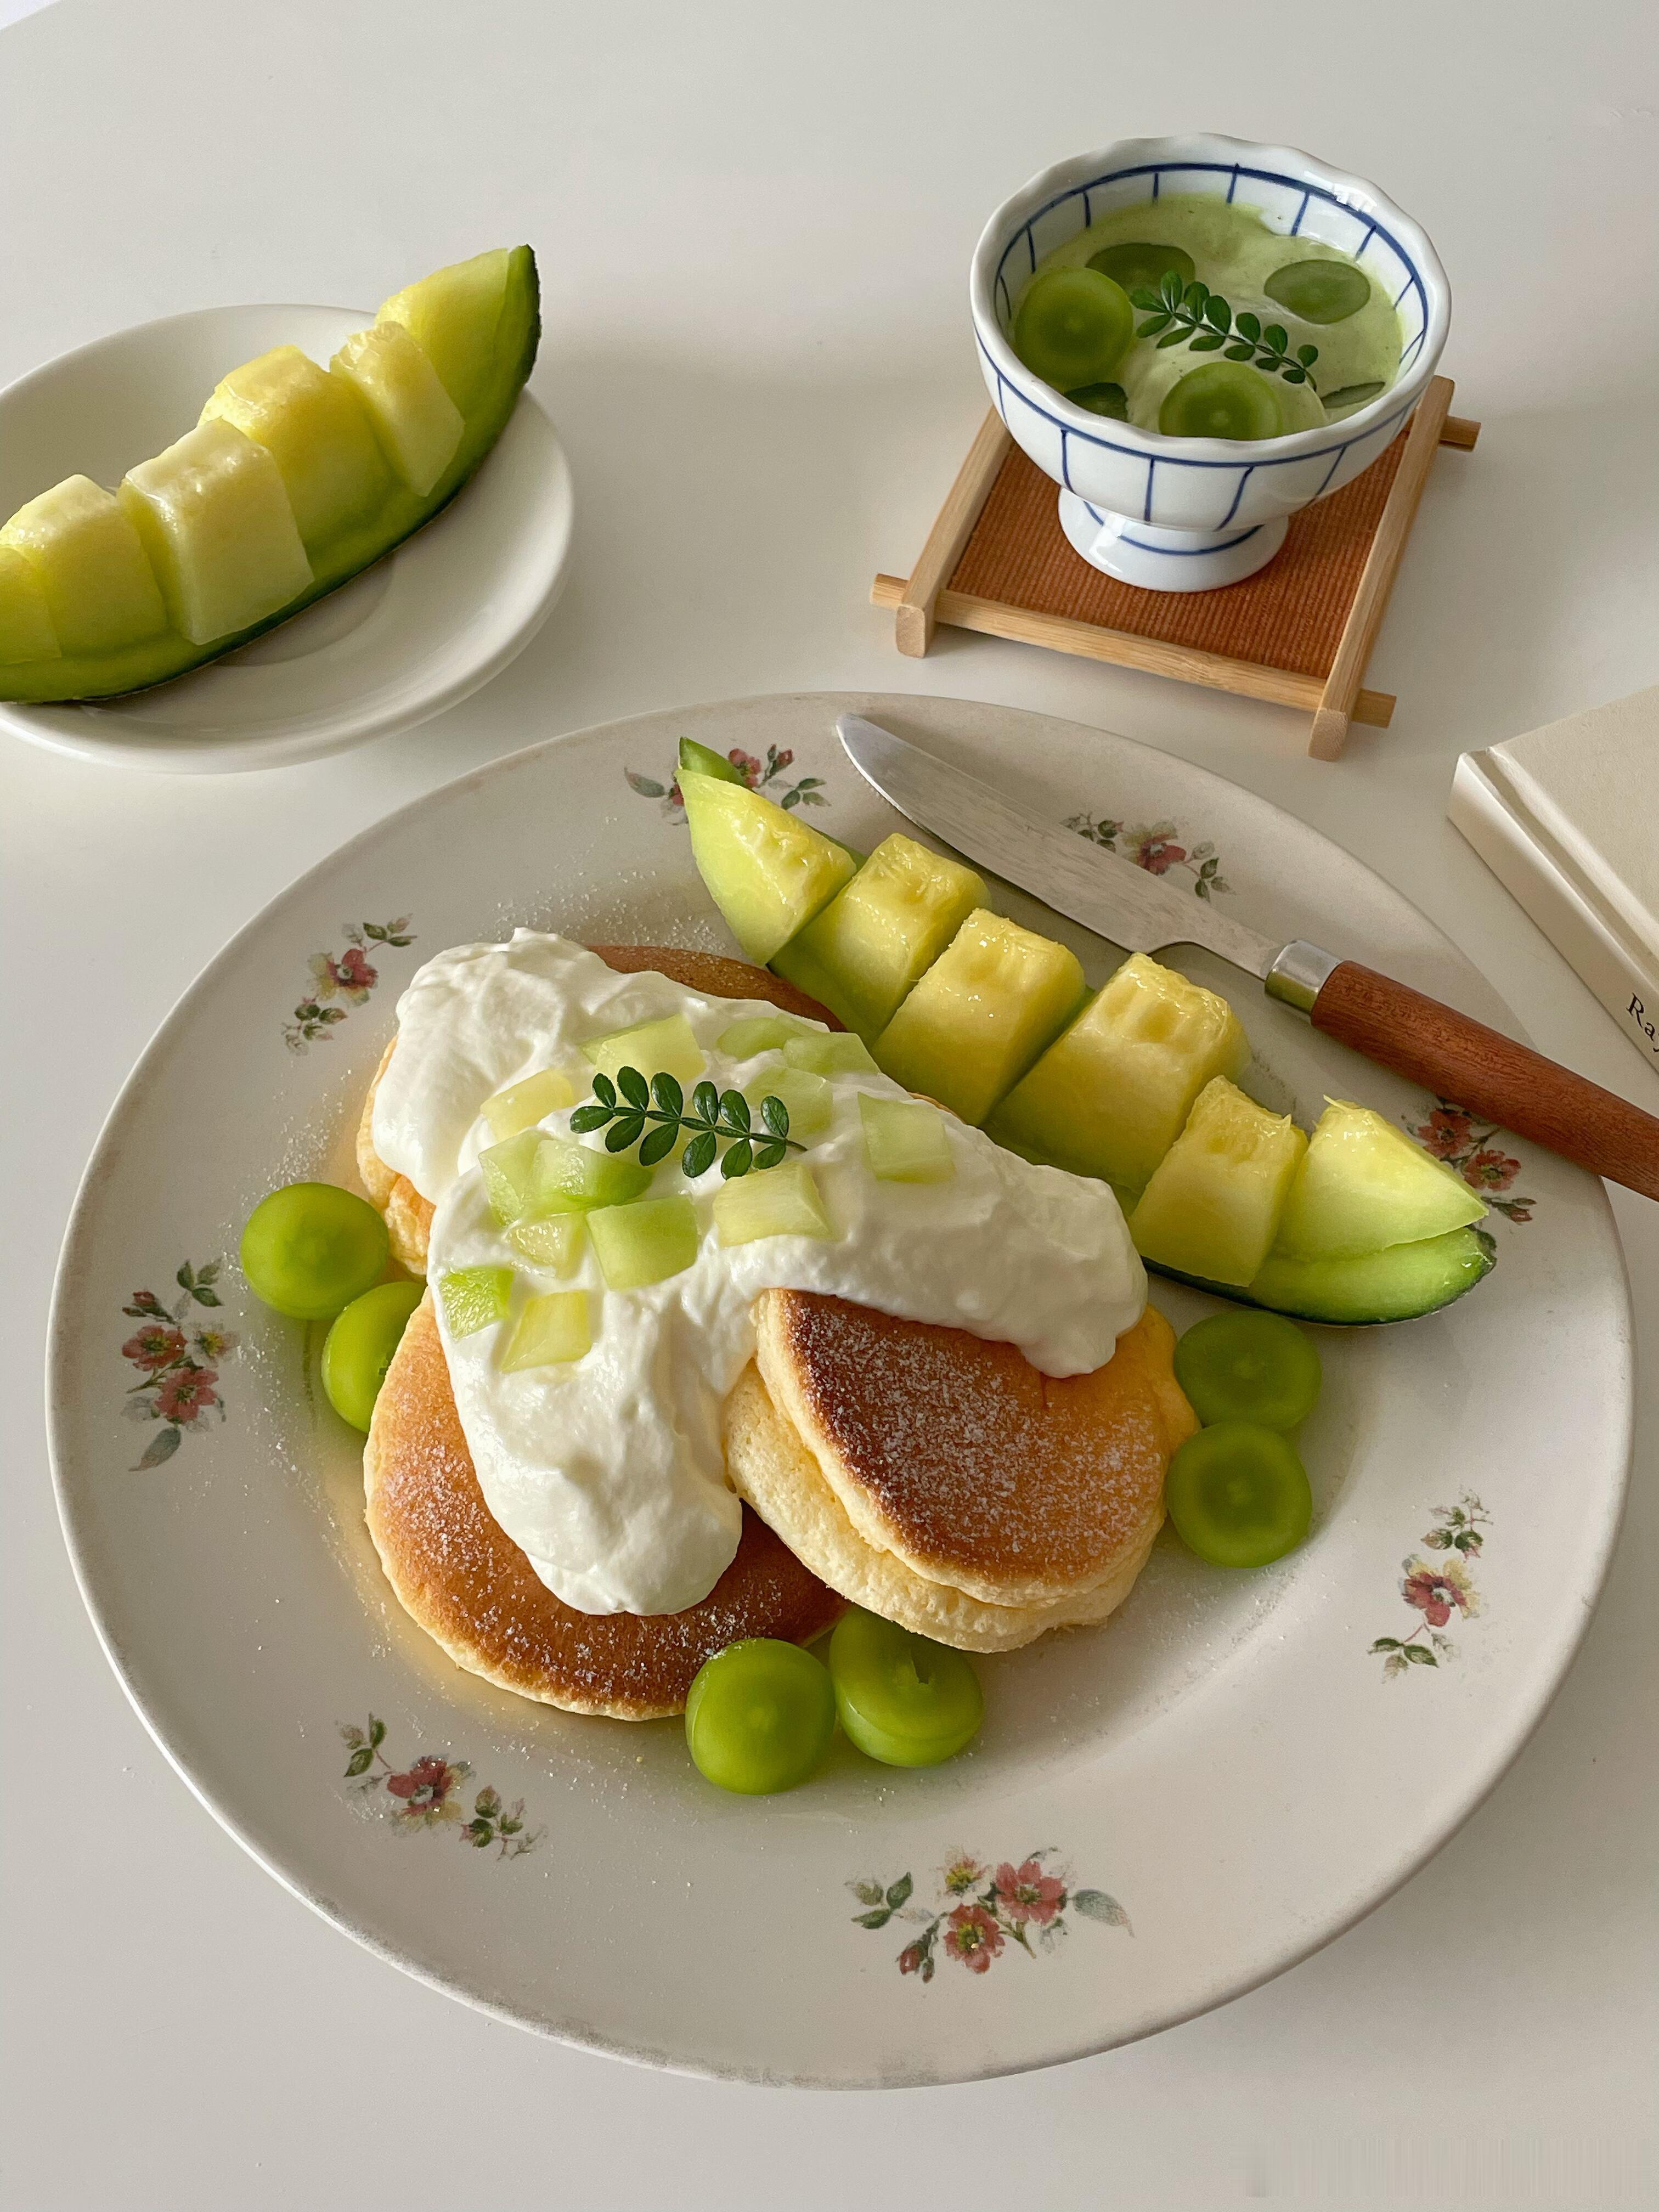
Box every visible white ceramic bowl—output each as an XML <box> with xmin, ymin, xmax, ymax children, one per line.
<box><xmin>0</xmin><ymin>303</ymin><xmax>574</xmax><ymax>772</ymax></box>
<box><xmin>970</xmin><ymin>134</ymin><xmax>1450</xmax><ymax>590</ymax></box>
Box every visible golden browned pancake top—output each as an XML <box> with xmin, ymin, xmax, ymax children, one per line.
<box><xmin>366</xmin><ymin>1299</ymin><xmax>844</xmax><ymax>1718</ymax></box>
<box><xmin>758</xmin><ymin>1293</ymin><xmax>1196</xmax><ymax>1604</ymax></box>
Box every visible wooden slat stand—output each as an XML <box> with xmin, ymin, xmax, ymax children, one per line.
<box><xmin>873</xmin><ymin>375</ymin><xmax>1477</xmax><ymax>759</ymax></box>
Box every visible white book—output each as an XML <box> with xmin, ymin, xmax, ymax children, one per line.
<box><xmin>1448</xmin><ymin>685</ymin><xmax>1659</xmax><ymax>1079</ymax></box>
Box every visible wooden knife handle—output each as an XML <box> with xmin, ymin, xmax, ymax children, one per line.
<box><xmin>1308</xmin><ymin>961</ymin><xmax>1659</xmax><ymax>1201</ymax></box>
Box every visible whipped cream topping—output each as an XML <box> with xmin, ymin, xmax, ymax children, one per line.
<box><xmin>373</xmin><ymin>932</ymin><xmax>1146</xmax><ymax>1616</ymax></box>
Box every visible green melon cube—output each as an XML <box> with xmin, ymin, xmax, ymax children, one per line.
<box><xmin>1129</xmin><ymin>1078</ymin><xmax>1307</xmax><ymax>1286</ymax></box>
<box><xmin>782</xmin><ymin>1031</ymin><xmax>878</xmax><ymax>1078</ymax></box>
<box><xmin>713</xmin><ymin>1161</ymin><xmax>836</xmax><ymax>1246</ymax></box>
<box><xmin>744</xmin><ymin>1064</ymin><xmax>833</xmax><ymax>1141</ymax></box>
<box><xmin>439</xmin><ymin>1265</ymin><xmax>514</xmax><ymax>1336</ymax></box>
<box><xmin>331</xmin><ymin>321</ymin><xmax>464</xmax><ymax>496</ymax></box>
<box><xmin>506</xmin><ymin>1212</ymin><xmax>586</xmax><ymax>1274</ymax></box>
<box><xmin>481</xmin><ymin>1066</ymin><xmax>575</xmax><ymax>1143</ymax></box>
<box><xmin>0</xmin><ymin>475</ymin><xmax>167</xmax><ymax>654</ymax></box>
<box><xmin>120</xmin><ymin>420</ymin><xmax>313</xmax><ymax>645</ymax></box>
<box><xmin>0</xmin><ymin>546</ymin><xmax>59</xmax><ymax>664</ymax></box>
<box><xmin>717</xmin><ymin>1014</ymin><xmax>810</xmax><ymax>1058</ymax></box>
<box><xmin>378</xmin><ymin>247</ymin><xmax>512</xmax><ymax>415</ymax></box>
<box><xmin>859</xmin><ymin>1094</ymin><xmax>954</xmax><ymax>1183</ymax></box>
<box><xmin>200</xmin><ymin>344</ymin><xmax>393</xmax><ymax>551</ymax></box>
<box><xmin>771</xmin><ymin>834</ymin><xmax>986</xmax><ymax>1040</ymax></box>
<box><xmin>987</xmin><ymin>952</ymin><xmax>1249</xmax><ymax>1195</ymax></box>
<box><xmin>1272</xmin><ymin>1098</ymin><xmax>1488</xmax><ymax>1259</ymax></box>
<box><xmin>680</xmin><ymin>771</ymin><xmax>856</xmax><ymax>964</ymax></box>
<box><xmin>588</xmin><ymin>1194</ymin><xmax>701</xmax><ymax>1289</ymax></box>
<box><xmin>583</xmin><ymin>1013</ymin><xmax>705</xmax><ymax>1090</ymax></box>
<box><xmin>873</xmin><ymin>910</ymin><xmax>1086</xmax><ymax>1126</ymax></box>
<box><xmin>499</xmin><ymin>1288</ymin><xmax>591</xmax><ymax>1369</ymax></box>
<box><xmin>477</xmin><ymin>1130</ymin><xmax>546</xmax><ymax>1224</ymax></box>
<box><xmin>531</xmin><ymin>1136</ymin><xmax>653</xmax><ymax>1215</ymax></box>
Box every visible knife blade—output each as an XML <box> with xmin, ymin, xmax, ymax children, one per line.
<box><xmin>836</xmin><ymin>714</ymin><xmax>1659</xmax><ymax>1202</ymax></box>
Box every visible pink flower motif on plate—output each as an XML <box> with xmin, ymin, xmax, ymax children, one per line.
<box><xmin>994</xmin><ymin>1858</ymin><xmax>1066</xmax><ymax>1926</ymax></box>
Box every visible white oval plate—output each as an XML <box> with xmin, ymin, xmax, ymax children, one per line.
<box><xmin>47</xmin><ymin>695</ymin><xmax>1632</xmax><ymax>2085</ymax></box>
<box><xmin>0</xmin><ymin>303</ymin><xmax>573</xmax><ymax>774</ymax></box>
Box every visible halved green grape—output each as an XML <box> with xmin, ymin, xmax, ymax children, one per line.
<box><xmin>713</xmin><ymin>1160</ymin><xmax>835</xmax><ymax>1246</ymax></box>
<box><xmin>1165</xmin><ymin>1421</ymin><xmax>1312</xmax><ymax>1568</ymax></box>
<box><xmin>1013</xmin><ymin>267</ymin><xmax>1134</xmax><ymax>390</ymax></box>
<box><xmin>678</xmin><ymin>735</ymin><xmax>746</xmax><ymax>785</ymax></box>
<box><xmin>859</xmin><ymin>1093</ymin><xmax>953</xmax><ymax>1183</ymax></box>
<box><xmin>530</xmin><ymin>1135</ymin><xmax>653</xmax><ymax>1216</ymax></box>
<box><xmin>1065</xmin><ymin>381</ymin><xmax>1128</xmax><ymax>419</ymax></box>
<box><xmin>500</xmin><ymin>1288</ymin><xmax>591</xmax><ymax>1370</ymax></box>
<box><xmin>1321</xmin><ymin>380</ymin><xmax>1386</xmax><ymax>414</ymax></box>
<box><xmin>685</xmin><ymin>1638</ymin><xmax>836</xmax><ymax>1794</ymax></box>
<box><xmin>320</xmin><ymin>1279</ymin><xmax>424</xmax><ymax>1431</ymax></box>
<box><xmin>506</xmin><ymin>1212</ymin><xmax>585</xmax><ymax>1274</ymax></box>
<box><xmin>240</xmin><ymin>1181</ymin><xmax>390</xmax><ymax>1321</ymax></box>
<box><xmin>477</xmin><ymin>1129</ymin><xmax>545</xmax><ymax>1224</ymax></box>
<box><xmin>1263</xmin><ymin>258</ymin><xmax>1371</xmax><ymax>324</ymax></box>
<box><xmin>783</xmin><ymin>1031</ymin><xmax>877</xmax><ymax>1078</ymax></box>
<box><xmin>1173</xmin><ymin>1310</ymin><xmax>1322</xmax><ymax>1430</ymax></box>
<box><xmin>583</xmin><ymin>1013</ymin><xmax>704</xmax><ymax>1091</ymax></box>
<box><xmin>718</xmin><ymin>1014</ymin><xmax>808</xmax><ymax>1059</ymax></box>
<box><xmin>1159</xmin><ymin>362</ymin><xmax>1284</xmax><ymax>441</ymax></box>
<box><xmin>827</xmin><ymin>1609</ymin><xmax>983</xmax><ymax>1768</ymax></box>
<box><xmin>744</xmin><ymin>1064</ymin><xmax>833</xmax><ymax>1140</ymax></box>
<box><xmin>481</xmin><ymin>1066</ymin><xmax>574</xmax><ymax>1143</ymax></box>
<box><xmin>588</xmin><ymin>1194</ymin><xmax>700</xmax><ymax>1290</ymax></box>
<box><xmin>1087</xmin><ymin>241</ymin><xmax>1196</xmax><ymax>296</ymax></box>
<box><xmin>439</xmin><ymin>1265</ymin><xmax>514</xmax><ymax>1337</ymax></box>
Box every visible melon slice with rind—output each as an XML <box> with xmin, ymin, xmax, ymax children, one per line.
<box><xmin>0</xmin><ymin>546</ymin><xmax>59</xmax><ymax>664</ymax></box>
<box><xmin>331</xmin><ymin>323</ymin><xmax>463</xmax><ymax>497</ymax></box>
<box><xmin>0</xmin><ymin>475</ymin><xmax>167</xmax><ymax>655</ymax></box>
<box><xmin>120</xmin><ymin>419</ymin><xmax>313</xmax><ymax>646</ymax></box>
<box><xmin>1271</xmin><ymin>1098</ymin><xmax>1487</xmax><ymax>1260</ymax></box>
<box><xmin>1129</xmin><ymin>1077</ymin><xmax>1306</xmax><ymax>1287</ymax></box>
<box><xmin>680</xmin><ymin>771</ymin><xmax>856</xmax><ymax>965</ymax></box>
<box><xmin>378</xmin><ymin>248</ymin><xmax>512</xmax><ymax>416</ymax></box>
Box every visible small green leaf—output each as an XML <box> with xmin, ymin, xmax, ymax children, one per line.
<box><xmin>192</xmin><ymin>1285</ymin><xmax>222</xmax><ymax>1307</ymax></box>
<box><xmin>198</xmin><ymin>1261</ymin><xmax>221</xmax><ymax>1282</ymax></box>
<box><xmin>1182</xmin><ymin>279</ymin><xmax>1209</xmax><ymax>313</ymax></box>
<box><xmin>1136</xmin><ymin>312</ymin><xmax>1173</xmax><ymax>338</ymax></box>
<box><xmin>1128</xmin><ymin>287</ymin><xmax>1164</xmax><ymax>312</ymax></box>
<box><xmin>569</xmin><ymin>1103</ymin><xmax>612</xmax><ymax>1133</ymax></box>
<box><xmin>1189</xmin><ymin>332</ymin><xmax>1224</xmax><ymax>351</ymax></box>
<box><xmin>625</xmin><ymin>772</ymin><xmax>667</xmax><ymax>798</ymax></box>
<box><xmin>759</xmin><ymin>1094</ymin><xmax>789</xmax><ymax>1139</ymax></box>
<box><xmin>692</xmin><ymin>1080</ymin><xmax>720</xmax><ymax>1125</ymax></box>
<box><xmin>133</xmin><ymin>1425</ymin><xmax>181</xmax><ymax>1470</ymax></box>
<box><xmin>753</xmin><ymin>1141</ymin><xmax>787</xmax><ymax>1171</ymax></box>
<box><xmin>345</xmin><ymin>1746</ymin><xmax>374</xmax><ymax>1777</ymax></box>
<box><xmin>1204</xmin><ymin>295</ymin><xmax>1231</xmax><ymax>331</ymax></box>
<box><xmin>1402</xmin><ymin>1644</ymin><xmax>1438</xmax><ymax>1666</ymax></box>
<box><xmin>887</xmin><ymin>1874</ymin><xmax>913</xmax><ymax>1910</ymax></box>
<box><xmin>1234</xmin><ymin>311</ymin><xmax>1260</xmax><ymax>342</ymax></box>
<box><xmin>1156</xmin><ymin>328</ymin><xmax>1188</xmax><ymax>348</ymax></box>
<box><xmin>721</xmin><ymin>1138</ymin><xmax>753</xmax><ymax>1180</ymax></box>
<box><xmin>591</xmin><ymin>1072</ymin><xmax>616</xmax><ymax>1107</ymax></box>
<box><xmin>617</xmin><ymin>1065</ymin><xmax>650</xmax><ymax>1110</ymax></box>
<box><xmin>1369</xmin><ymin>1638</ymin><xmax>1403</xmax><ymax>1652</ymax></box>
<box><xmin>638</xmin><ymin>1122</ymin><xmax>679</xmax><ymax>1167</ymax></box>
<box><xmin>1223</xmin><ymin>342</ymin><xmax>1253</xmax><ymax>360</ymax></box>
<box><xmin>719</xmin><ymin>1090</ymin><xmax>751</xmax><ymax>1133</ymax></box>
<box><xmin>1073</xmin><ymin>1889</ymin><xmax>1131</xmax><ymax>1929</ymax></box>
<box><xmin>177</xmin><ymin>1263</ymin><xmax>195</xmax><ymax>1291</ymax></box>
<box><xmin>1282</xmin><ymin>366</ymin><xmax>1307</xmax><ymax>384</ymax></box>
<box><xmin>651</xmin><ymin>1072</ymin><xmax>684</xmax><ymax>1117</ymax></box>
<box><xmin>1263</xmin><ymin>323</ymin><xmax>1288</xmax><ymax>354</ymax></box>
<box><xmin>854</xmin><ymin>1908</ymin><xmax>891</xmax><ymax>1929</ymax></box>
<box><xmin>369</xmin><ymin>1716</ymin><xmax>386</xmax><ymax>1747</ymax></box>
<box><xmin>605</xmin><ymin>1113</ymin><xmax>645</xmax><ymax>1152</ymax></box>
<box><xmin>1296</xmin><ymin>343</ymin><xmax>1318</xmax><ymax>365</ymax></box>
<box><xmin>682</xmin><ymin>1130</ymin><xmax>718</xmax><ymax>1178</ymax></box>
<box><xmin>1159</xmin><ymin>269</ymin><xmax>1183</xmax><ymax>308</ymax></box>
<box><xmin>850</xmin><ymin>1879</ymin><xmax>885</xmax><ymax>1908</ymax></box>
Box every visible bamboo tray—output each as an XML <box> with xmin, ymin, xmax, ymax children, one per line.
<box><xmin>872</xmin><ymin>374</ymin><xmax>1477</xmax><ymax>758</ymax></box>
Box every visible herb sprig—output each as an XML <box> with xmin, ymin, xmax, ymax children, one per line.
<box><xmin>570</xmin><ymin>1068</ymin><xmax>802</xmax><ymax>1180</ymax></box>
<box><xmin>1131</xmin><ymin>272</ymin><xmax>1318</xmax><ymax>385</ymax></box>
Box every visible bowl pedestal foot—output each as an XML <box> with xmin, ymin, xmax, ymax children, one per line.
<box><xmin>1057</xmin><ymin>491</ymin><xmax>1287</xmax><ymax>593</ymax></box>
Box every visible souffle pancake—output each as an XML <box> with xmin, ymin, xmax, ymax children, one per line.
<box><xmin>357</xmin><ymin>939</ymin><xmax>1194</xmax><ymax>1712</ymax></box>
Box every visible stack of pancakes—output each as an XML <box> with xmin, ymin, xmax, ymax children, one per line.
<box><xmin>358</xmin><ymin>946</ymin><xmax>1196</xmax><ymax>1716</ymax></box>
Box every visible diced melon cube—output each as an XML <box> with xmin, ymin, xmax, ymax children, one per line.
<box><xmin>717</xmin><ymin>1014</ymin><xmax>810</xmax><ymax>1059</ymax></box>
<box><xmin>713</xmin><ymin>1160</ymin><xmax>836</xmax><ymax>1246</ymax></box>
<box><xmin>680</xmin><ymin>771</ymin><xmax>857</xmax><ymax>964</ymax></box>
<box><xmin>772</xmin><ymin>835</ymin><xmax>986</xmax><ymax>1040</ymax></box>
<box><xmin>744</xmin><ymin>1064</ymin><xmax>833</xmax><ymax>1140</ymax></box>
<box><xmin>499</xmin><ymin>1288</ymin><xmax>591</xmax><ymax>1369</ymax></box>
<box><xmin>0</xmin><ymin>546</ymin><xmax>59</xmax><ymax>664</ymax></box>
<box><xmin>1129</xmin><ymin>1078</ymin><xmax>1307</xmax><ymax>1286</ymax></box>
<box><xmin>783</xmin><ymin>1031</ymin><xmax>878</xmax><ymax>1078</ymax></box>
<box><xmin>506</xmin><ymin>1212</ymin><xmax>586</xmax><ymax>1274</ymax></box>
<box><xmin>439</xmin><ymin>1265</ymin><xmax>514</xmax><ymax>1336</ymax></box>
<box><xmin>588</xmin><ymin>1194</ymin><xmax>701</xmax><ymax>1289</ymax></box>
<box><xmin>0</xmin><ymin>475</ymin><xmax>167</xmax><ymax>654</ymax></box>
<box><xmin>531</xmin><ymin>1136</ymin><xmax>654</xmax><ymax>1215</ymax></box>
<box><xmin>331</xmin><ymin>322</ymin><xmax>464</xmax><ymax>497</ymax></box>
<box><xmin>988</xmin><ymin>953</ymin><xmax>1249</xmax><ymax>1195</ymax></box>
<box><xmin>873</xmin><ymin>910</ymin><xmax>1086</xmax><ymax>1126</ymax></box>
<box><xmin>377</xmin><ymin>247</ymin><xmax>512</xmax><ymax>415</ymax></box>
<box><xmin>859</xmin><ymin>1094</ymin><xmax>954</xmax><ymax>1183</ymax></box>
<box><xmin>200</xmin><ymin>344</ymin><xmax>393</xmax><ymax>551</ymax></box>
<box><xmin>477</xmin><ymin>1130</ymin><xmax>546</xmax><ymax>1224</ymax></box>
<box><xmin>1272</xmin><ymin>1098</ymin><xmax>1487</xmax><ymax>1259</ymax></box>
<box><xmin>482</xmin><ymin>1066</ymin><xmax>575</xmax><ymax>1143</ymax></box>
<box><xmin>583</xmin><ymin>1013</ymin><xmax>705</xmax><ymax>1090</ymax></box>
<box><xmin>119</xmin><ymin>420</ymin><xmax>312</xmax><ymax>646</ymax></box>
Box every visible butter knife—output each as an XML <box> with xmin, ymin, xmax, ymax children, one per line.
<box><xmin>837</xmin><ymin>714</ymin><xmax>1659</xmax><ymax>1202</ymax></box>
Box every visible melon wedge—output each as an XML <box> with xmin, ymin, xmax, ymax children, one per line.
<box><xmin>1272</xmin><ymin>1098</ymin><xmax>1487</xmax><ymax>1259</ymax></box>
<box><xmin>681</xmin><ymin>771</ymin><xmax>857</xmax><ymax>963</ymax></box>
<box><xmin>120</xmin><ymin>420</ymin><xmax>314</xmax><ymax>646</ymax></box>
<box><xmin>0</xmin><ymin>546</ymin><xmax>59</xmax><ymax>664</ymax></box>
<box><xmin>1245</xmin><ymin>1228</ymin><xmax>1494</xmax><ymax>1324</ymax></box>
<box><xmin>0</xmin><ymin>475</ymin><xmax>166</xmax><ymax>656</ymax></box>
<box><xmin>378</xmin><ymin>248</ymin><xmax>512</xmax><ymax>416</ymax></box>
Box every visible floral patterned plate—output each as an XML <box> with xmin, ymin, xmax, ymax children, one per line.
<box><xmin>46</xmin><ymin>693</ymin><xmax>1632</xmax><ymax>2085</ymax></box>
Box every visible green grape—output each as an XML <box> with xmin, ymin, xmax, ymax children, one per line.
<box><xmin>1173</xmin><ymin>1310</ymin><xmax>1322</xmax><ymax>1430</ymax></box>
<box><xmin>1262</xmin><ymin>258</ymin><xmax>1371</xmax><ymax>325</ymax></box>
<box><xmin>685</xmin><ymin>1638</ymin><xmax>836</xmax><ymax>1794</ymax></box>
<box><xmin>1064</xmin><ymin>381</ymin><xmax>1129</xmax><ymax>419</ymax></box>
<box><xmin>827</xmin><ymin>1609</ymin><xmax>983</xmax><ymax>1767</ymax></box>
<box><xmin>1012</xmin><ymin>267</ymin><xmax>1134</xmax><ymax>391</ymax></box>
<box><xmin>1087</xmin><ymin>241</ymin><xmax>1195</xmax><ymax>295</ymax></box>
<box><xmin>240</xmin><ymin>1181</ymin><xmax>390</xmax><ymax>1321</ymax></box>
<box><xmin>1158</xmin><ymin>362</ymin><xmax>1284</xmax><ymax>441</ymax></box>
<box><xmin>320</xmin><ymin>1279</ymin><xmax>424</xmax><ymax>1432</ymax></box>
<box><xmin>1321</xmin><ymin>380</ymin><xmax>1386</xmax><ymax>414</ymax></box>
<box><xmin>1166</xmin><ymin>1422</ymin><xmax>1312</xmax><ymax>1569</ymax></box>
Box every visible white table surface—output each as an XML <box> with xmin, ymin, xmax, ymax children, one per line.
<box><xmin>3</xmin><ymin>2</ymin><xmax>1655</xmax><ymax>2203</ymax></box>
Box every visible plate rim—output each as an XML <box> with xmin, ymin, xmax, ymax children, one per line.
<box><xmin>44</xmin><ymin>691</ymin><xmax>1637</xmax><ymax>2084</ymax></box>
